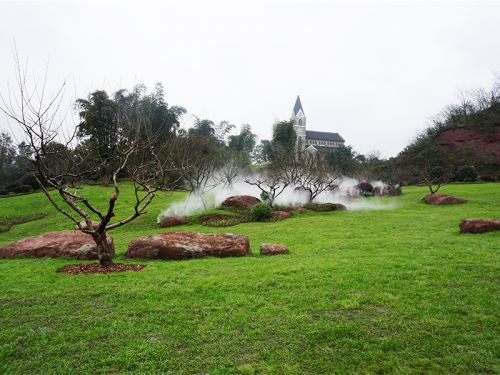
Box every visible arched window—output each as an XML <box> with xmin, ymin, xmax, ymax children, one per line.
<box><xmin>298</xmin><ymin>119</ymin><xmax>302</xmax><ymax>125</ymax></box>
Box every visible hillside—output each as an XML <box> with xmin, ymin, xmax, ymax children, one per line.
<box><xmin>399</xmin><ymin>103</ymin><xmax>500</xmax><ymax>173</ymax></box>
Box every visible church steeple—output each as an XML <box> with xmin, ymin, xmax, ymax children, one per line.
<box><xmin>291</xmin><ymin>95</ymin><xmax>306</xmax><ymax>142</ymax></box>
<box><xmin>293</xmin><ymin>95</ymin><xmax>305</xmax><ymax>117</ymax></box>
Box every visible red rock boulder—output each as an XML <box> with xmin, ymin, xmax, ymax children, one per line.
<box><xmin>0</xmin><ymin>230</ymin><xmax>115</xmax><ymax>260</ymax></box>
<box><xmin>160</xmin><ymin>215</ymin><xmax>188</xmax><ymax>228</ymax></box>
<box><xmin>199</xmin><ymin>214</ymin><xmax>235</xmax><ymax>223</ymax></box>
<box><xmin>125</xmin><ymin>231</ymin><xmax>251</xmax><ymax>260</ymax></box>
<box><xmin>288</xmin><ymin>206</ymin><xmax>303</xmax><ymax>214</ymax></box>
<box><xmin>374</xmin><ymin>186</ymin><xmax>390</xmax><ymax>197</ymax></box>
<box><xmin>271</xmin><ymin>211</ymin><xmax>292</xmax><ymax>219</ymax></box>
<box><xmin>459</xmin><ymin>218</ymin><xmax>500</xmax><ymax>234</ymax></box>
<box><xmin>260</xmin><ymin>243</ymin><xmax>289</xmax><ymax>256</ymax></box>
<box><xmin>423</xmin><ymin>194</ymin><xmax>467</xmax><ymax>205</ymax></box>
<box><xmin>221</xmin><ymin>195</ymin><xmax>261</xmax><ymax>209</ymax></box>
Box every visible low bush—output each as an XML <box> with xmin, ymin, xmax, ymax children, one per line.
<box><xmin>463</xmin><ymin>177</ymin><xmax>474</xmax><ymax>183</ymax></box>
<box><xmin>0</xmin><ymin>213</ymin><xmax>47</xmax><ymax>233</ymax></box>
<box><xmin>452</xmin><ymin>165</ymin><xmax>478</xmax><ymax>182</ymax></box>
<box><xmin>251</xmin><ymin>203</ymin><xmax>272</xmax><ymax>219</ymax></box>
<box><xmin>201</xmin><ymin>218</ymin><xmax>242</xmax><ymax>227</ymax></box>
<box><xmin>5</xmin><ymin>182</ymin><xmax>20</xmax><ymax>192</ymax></box>
<box><xmin>0</xmin><ymin>190</ymin><xmax>8</xmax><ymax>196</ymax></box>
<box><xmin>480</xmin><ymin>175</ymin><xmax>496</xmax><ymax>182</ymax></box>
<box><xmin>429</xmin><ymin>166</ymin><xmax>445</xmax><ymax>180</ymax></box>
<box><xmin>303</xmin><ymin>203</ymin><xmax>338</xmax><ymax>212</ymax></box>
<box><xmin>272</xmin><ymin>204</ymin><xmax>290</xmax><ymax>212</ymax></box>
<box><xmin>12</xmin><ymin>185</ymin><xmax>31</xmax><ymax>194</ymax></box>
<box><xmin>22</xmin><ymin>171</ymin><xmax>45</xmax><ymax>190</ymax></box>
<box><xmin>431</xmin><ymin>179</ymin><xmax>441</xmax><ymax>185</ymax></box>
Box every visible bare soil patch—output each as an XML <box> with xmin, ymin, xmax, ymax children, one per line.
<box><xmin>57</xmin><ymin>262</ymin><xmax>146</xmax><ymax>275</ymax></box>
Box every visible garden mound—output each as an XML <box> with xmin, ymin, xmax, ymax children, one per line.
<box><xmin>423</xmin><ymin>194</ymin><xmax>467</xmax><ymax>205</ymax></box>
<box><xmin>57</xmin><ymin>263</ymin><xmax>147</xmax><ymax>275</ymax></box>
<box><xmin>459</xmin><ymin>218</ymin><xmax>500</xmax><ymax>234</ymax></box>
<box><xmin>221</xmin><ymin>195</ymin><xmax>261</xmax><ymax>209</ymax></box>
<box><xmin>304</xmin><ymin>203</ymin><xmax>347</xmax><ymax>212</ymax></box>
<box><xmin>125</xmin><ymin>231</ymin><xmax>251</xmax><ymax>260</ymax></box>
<box><xmin>0</xmin><ymin>230</ymin><xmax>115</xmax><ymax>260</ymax></box>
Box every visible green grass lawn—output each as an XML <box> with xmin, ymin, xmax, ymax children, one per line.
<box><xmin>0</xmin><ymin>183</ymin><xmax>499</xmax><ymax>374</ymax></box>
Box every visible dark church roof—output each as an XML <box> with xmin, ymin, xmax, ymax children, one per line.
<box><xmin>306</xmin><ymin>130</ymin><xmax>345</xmax><ymax>142</ymax></box>
<box><xmin>293</xmin><ymin>95</ymin><xmax>304</xmax><ymax>116</ymax></box>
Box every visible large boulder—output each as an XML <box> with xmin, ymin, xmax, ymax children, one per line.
<box><xmin>125</xmin><ymin>231</ymin><xmax>251</xmax><ymax>260</ymax></box>
<box><xmin>0</xmin><ymin>230</ymin><xmax>115</xmax><ymax>260</ymax></box>
<box><xmin>459</xmin><ymin>218</ymin><xmax>500</xmax><ymax>234</ymax></box>
<box><xmin>260</xmin><ymin>243</ymin><xmax>289</xmax><ymax>256</ymax></box>
<box><xmin>423</xmin><ymin>194</ymin><xmax>467</xmax><ymax>205</ymax></box>
<box><xmin>160</xmin><ymin>215</ymin><xmax>188</xmax><ymax>228</ymax></box>
<box><xmin>199</xmin><ymin>214</ymin><xmax>235</xmax><ymax>223</ymax></box>
<box><xmin>271</xmin><ymin>211</ymin><xmax>292</xmax><ymax>219</ymax></box>
<box><xmin>374</xmin><ymin>186</ymin><xmax>390</xmax><ymax>197</ymax></box>
<box><xmin>221</xmin><ymin>195</ymin><xmax>261</xmax><ymax>209</ymax></box>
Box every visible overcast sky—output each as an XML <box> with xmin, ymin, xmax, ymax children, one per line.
<box><xmin>1</xmin><ymin>1</ymin><xmax>500</xmax><ymax>158</ymax></box>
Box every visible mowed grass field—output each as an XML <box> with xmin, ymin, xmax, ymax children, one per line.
<box><xmin>0</xmin><ymin>183</ymin><xmax>499</xmax><ymax>374</ymax></box>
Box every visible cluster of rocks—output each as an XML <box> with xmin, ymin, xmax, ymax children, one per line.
<box><xmin>0</xmin><ymin>230</ymin><xmax>288</xmax><ymax>260</ymax></box>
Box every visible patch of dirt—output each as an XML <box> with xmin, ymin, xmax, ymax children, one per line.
<box><xmin>57</xmin><ymin>263</ymin><xmax>146</xmax><ymax>275</ymax></box>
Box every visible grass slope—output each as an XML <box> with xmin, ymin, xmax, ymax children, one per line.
<box><xmin>0</xmin><ymin>183</ymin><xmax>499</xmax><ymax>374</ymax></box>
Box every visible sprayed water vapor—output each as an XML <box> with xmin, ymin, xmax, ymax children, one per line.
<box><xmin>157</xmin><ymin>175</ymin><xmax>398</xmax><ymax>222</ymax></box>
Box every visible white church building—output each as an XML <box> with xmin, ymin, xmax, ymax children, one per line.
<box><xmin>291</xmin><ymin>95</ymin><xmax>345</xmax><ymax>152</ymax></box>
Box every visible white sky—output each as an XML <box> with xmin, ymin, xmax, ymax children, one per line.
<box><xmin>1</xmin><ymin>1</ymin><xmax>500</xmax><ymax>158</ymax></box>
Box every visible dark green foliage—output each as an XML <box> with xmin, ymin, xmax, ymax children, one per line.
<box><xmin>272</xmin><ymin>204</ymin><xmax>290</xmax><ymax>212</ymax></box>
<box><xmin>431</xmin><ymin>179</ymin><xmax>441</xmax><ymax>185</ymax></box>
<box><xmin>5</xmin><ymin>182</ymin><xmax>20</xmax><ymax>192</ymax></box>
<box><xmin>480</xmin><ymin>175</ymin><xmax>496</xmax><ymax>182</ymax></box>
<box><xmin>260</xmin><ymin>191</ymin><xmax>270</xmax><ymax>203</ymax></box>
<box><xmin>21</xmin><ymin>172</ymin><xmax>44</xmax><ymax>190</ymax></box>
<box><xmin>452</xmin><ymin>165</ymin><xmax>478</xmax><ymax>182</ymax></box>
<box><xmin>251</xmin><ymin>203</ymin><xmax>272</xmax><ymax>219</ymax></box>
<box><xmin>463</xmin><ymin>177</ymin><xmax>474</xmax><ymax>182</ymax></box>
<box><xmin>0</xmin><ymin>213</ymin><xmax>47</xmax><ymax>233</ymax></box>
<box><xmin>429</xmin><ymin>166</ymin><xmax>445</xmax><ymax>180</ymax></box>
<box><xmin>12</xmin><ymin>185</ymin><xmax>30</xmax><ymax>194</ymax></box>
<box><xmin>201</xmin><ymin>218</ymin><xmax>242</xmax><ymax>227</ymax></box>
<box><xmin>328</xmin><ymin>144</ymin><xmax>358</xmax><ymax>175</ymax></box>
<box><xmin>228</xmin><ymin>124</ymin><xmax>256</xmax><ymax>160</ymax></box>
<box><xmin>0</xmin><ymin>190</ymin><xmax>7</xmax><ymax>195</ymax></box>
<box><xmin>166</xmin><ymin>171</ymin><xmax>185</xmax><ymax>190</ymax></box>
<box><xmin>303</xmin><ymin>203</ymin><xmax>338</xmax><ymax>212</ymax></box>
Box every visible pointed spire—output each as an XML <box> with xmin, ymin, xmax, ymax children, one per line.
<box><xmin>293</xmin><ymin>95</ymin><xmax>305</xmax><ymax>116</ymax></box>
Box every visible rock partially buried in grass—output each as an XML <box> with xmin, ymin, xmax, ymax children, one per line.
<box><xmin>221</xmin><ymin>195</ymin><xmax>261</xmax><ymax>209</ymax></box>
<box><xmin>125</xmin><ymin>231</ymin><xmax>251</xmax><ymax>260</ymax></box>
<box><xmin>423</xmin><ymin>194</ymin><xmax>467</xmax><ymax>205</ymax></box>
<box><xmin>271</xmin><ymin>211</ymin><xmax>292</xmax><ymax>219</ymax></box>
<box><xmin>160</xmin><ymin>215</ymin><xmax>188</xmax><ymax>228</ymax></box>
<box><xmin>200</xmin><ymin>214</ymin><xmax>235</xmax><ymax>223</ymax></box>
<box><xmin>459</xmin><ymin>218</ymin><xmax>500</xmax><ymax>234</ymax></box>
<box><xmin>288</xmin><ymin>206</ymin><xmax>303</xmax><ymax>214</ymax></box>
<box><xmin>260</xmin><ymin>243</ymin><xmax>289</xmax><ymax>256</ymax></box>
<box><xmin>0</xmin><ymin>230</ymin><xmax>115</xmax><ymax>260</ymax></box>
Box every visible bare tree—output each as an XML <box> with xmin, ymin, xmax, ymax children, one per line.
<box><xmin>216</xmin><ymin>149</ymin><xmax>249</xmax><ymax>189</ymax></box>
<box><xmin>244</xmin><ymin>166</ymin><xmax>290</xmax><ymax>207</ymax></box>
<box><xmin>419</xmin><ymin>166</ymin><xmax>451</xmax><ymax>195</ymax></box>
<box><xmin>295</xmin><ymin>151</ymin><xmax>342</xmax><ymax>204</ymax></box>
<box><xmin>0</xmin><ymin>51</ymin><xmax>189</xmax><ymax>266</ymax></box>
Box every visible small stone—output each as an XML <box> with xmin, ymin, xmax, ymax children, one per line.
<box><xmin>271</xmin><ymin>211</ymin><xmax>292</xmax><ymax>219</ymax></box>
<box><xmin>260</xmin><ymin>243</ymin><xmax>289</xmax><ymax>256</ymax></box>
<box><xmin>288</xmin><ymin>206</ymin><xmax>303</xmax><ymax>214</ymax></box>
<box><xmin>160</xmin><ymin>215</ymin><xmax>188</xmax><ymax>228</ymax></box>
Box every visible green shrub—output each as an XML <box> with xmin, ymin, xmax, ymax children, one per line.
<box><xmin>0</xmin><ymin>190</ymin><xmax>8</xmax><ymax>196</ymax></box>
<box><xmin>303</xmin><ymin>203</ymin><xmax>338</xmax><ymax>212</ymax></box>
<box><xmin>463</xmin><ymin>177</ymin><xmax>474</xmax><ymax>183</ymax></box>
<box><xmin>431</xmin><ymin>179</ymin><xmax>441</xmax><ymax>185</ymax></box>
<box><xmin>452</xmin><ymin>166</ymin><xmax>478</xmax><ymax>182</ymax></box>
<box><xmin>12</xmin><ymin>185</ymin><xmax>31</xmax><ymax>194</ymax></box>
<box><xmin>272</xmin><ymin>204</ymin><xmax>289</xmax><ymax>212</ymax></box>
<box><xmin>429</xmin><ymin>166</ymin><xmax>445</xmax><ymax>180</ymax></box>
<box><xmin>22</xmin><ymin>172</ymin><xmax>44</xmax><ymax>190</ymax></box>
<box><xmin>251</xmin><ymin>203</ymin><xmax>272</xmax><ymax>219</ymax></box>
<box><xmin>202</xmin><ymin>218</ymin><xmax>242</xmax><ymax>227</ymax></box>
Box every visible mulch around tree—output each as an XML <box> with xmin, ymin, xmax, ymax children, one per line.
<box><xmin>57</xmin><ymin>263</ymin><xmax>147</xmax><ymax>275</ymax></box>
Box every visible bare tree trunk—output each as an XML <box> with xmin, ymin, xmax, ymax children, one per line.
<box><xmin>93</xmin><ymin>231</ymin><xmax>113</xmax><ymax>266</ymax></box>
